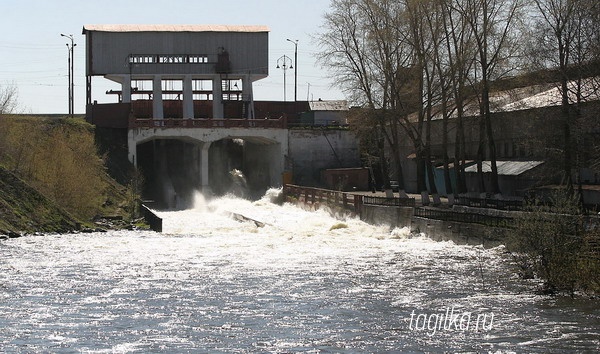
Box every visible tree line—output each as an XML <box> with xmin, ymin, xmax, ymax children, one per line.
<box><xmin>317</xmin><ymin>0</ymin><xmax>600</xmax><ymax>203</ymax></box>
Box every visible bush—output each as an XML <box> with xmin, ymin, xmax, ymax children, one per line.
<box><xmin>508</xmin><ymin>189</ymin><xmax>600</xmax><ymax>294</ymax></box>
<box><xmin>0</xmin><ymin>116</ymin><xmax>123</xmax><ymax>221</ymax></box>
<box><xmin>125</xmin><ymin>167</ymin><xmax>145</xmax><ymax>219</ymax></box>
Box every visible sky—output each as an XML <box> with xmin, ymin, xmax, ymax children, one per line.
<box><xmin>0</xmin><ymin>0</ymin><xmax>344</xmax><ymax>114</ymax></box>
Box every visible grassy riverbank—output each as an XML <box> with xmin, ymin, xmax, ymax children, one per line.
<box><xmin>0</xmin><ymin>115</ymin><xmax>135</xmax><ymax>234</ymax></box>
<box><xmin>0</xmin><ymin>166</ymin><xmax>79</xmax><ymax>234</ymax></box>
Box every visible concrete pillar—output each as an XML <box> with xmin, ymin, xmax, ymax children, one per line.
<box><xmin>192</xmin><ymin>143</ymin><xmax>201</xmax><ymax>187</ymax></box>
<box><xmin>242</xmin><ymin>74</ymin><xmax>254</xmax><ymax>119</ymax></box>
<box><xmin>201</xmin><ymin>142</ymin><xmax>212</xmax><ymax>191</ymax></box>
<box><xmin>127</xmin><ymin>130</ymin><xmax>137</xmax><ymax>167</ymax></box>
<box><xmin>122</xmin><ymin>75</ymin><xmax>132</xmax><ymax>103</ymax></box>
<box><xmin>273</xmin><ymin>132</ymin><xmax>288</xmax><ymax>186</ymax></box>
<box><xmin>183</xmin><ymin>75</ymin><xmax>194</xmax><ymax>118</ymax></box>
<box><xmin>270</xmin><ymin>143</ymin><xmax>284</xmax><ymax>187</ymax></box>
<box><xmin>212</xmin><ymin>76</ymin><xmax>223</xmax><ymax>118</ymax></box>
<box><xmin>153</xmin><ymin>75</ymin><xmax>164</xmax><ymax>119</ymax></box>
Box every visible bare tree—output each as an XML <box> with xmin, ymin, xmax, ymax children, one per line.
<box><xmin>532</xmin><ymin>0</ymin><xmax>600</xmax><ymax>194</ymax></box>
<box><xmin>426</xmin><ymin>0</ymin><xmax>456</xmax><ymax>205</ymax></box>
<box><xmin>319</xmin><ymin>0</ymin><xmax>525</xmax><ymax>201</ymax></box>
<box><xmin>318</xmin><ymin>0</ymin><xmax>419</xmax><ymax>198</ymax></box>
<box><xmin>455</xmin><ymin>0</ymin><xmax>524</xmax><ymax>195</ymax></box>
<box><xmin>0</xmin><ymin>83</ymin><xmax>19</xmax><ymax>115</ymax></box>
<box><xmin>0</xmin><ymin>83</ymin><xmax>19</xmax><ymax>163</ymax></box>
<box><xmin>404</xmin><ymin>0</ymin><xmax>446</xmax><ymax>205</ymax></box>
<box><xmin>440</xmin><ymin>0</ymin><xmax>477</xmax><ymax>199</ymax></box>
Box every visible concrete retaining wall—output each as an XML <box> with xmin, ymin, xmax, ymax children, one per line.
<box><xmin>362</xmin><ymin>205</ymin><xmax>414</xmax><ymax>228</ymax></box>
<box><xmin>409</xmin><ymin>217</ymin><xmax>509</xmax><ymax>247</ymax></box>
<box><xmin>288</xmin><ymin>129</ymin><xmax>360</xmax><ymax>187</ymax></box>
<box><xmin>360</xmin><ymin>204</ymin><xmax>510</xmax><ymax>247</ymax></box>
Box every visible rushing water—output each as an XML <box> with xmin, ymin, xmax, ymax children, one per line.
<box><xmin>0</xmin><ymin>190</ymin><xmax>599</xmax><ymax>353</ymax></box>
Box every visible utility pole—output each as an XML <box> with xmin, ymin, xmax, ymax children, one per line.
<box><xmin>286</xmin><ymin>39</ymin><xmax>298</xmax><ymax>102</ymax></box>
<box><xmin>61</xmin><ymin>34</ymin><xmax>76</xmax><ymax>117</ymax></box>
<box><xmin>276</xmin><ymin>55</ymin><xmax>293</xmax><ymax>102</ymax></box>
<box><xmin>65</xmin><ymin>43</ymin><xmax>71</xmax><ymax>116</ymax></box>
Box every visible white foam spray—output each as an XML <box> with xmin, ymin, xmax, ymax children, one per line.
<box><xmin>155</xmin><ymin>189</ymin><xmax>418</xmax><ymax>244</ymax></box>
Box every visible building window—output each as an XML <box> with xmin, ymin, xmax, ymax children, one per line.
<box><xmin>158</xmin><ymin>55</ymin><xmax>185</xmax><ymax>63</ymax></box>
<box><xmin>188</xmin><ymin>55</ymin><xmax>209</xmax><ymax>63</ymax></box>
<box><xmin>129</xmin><ymin>55</ymin><xmax>156</xmax><ymax>64</ymax></box>
<box><xmin>130</xmin><ymin>54</ymin><xmax>209</xmax><ymax>64</ymax></box>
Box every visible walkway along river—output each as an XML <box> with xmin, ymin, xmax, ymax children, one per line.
<box><xmin>0</xmin><ymin>190</ymin><xmax>598</xmax><ymax>352</ymax></box>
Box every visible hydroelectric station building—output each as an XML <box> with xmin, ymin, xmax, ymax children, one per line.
<box><xmin>83</xmin><ymin>25</ymin><xmax>289</xmax><ymax>207</ymax></box>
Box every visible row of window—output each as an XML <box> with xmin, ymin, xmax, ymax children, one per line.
<box><xmin>129</xmin><ymin>54</ymin><xmax>210</xmax><ymax>64</ymax></box>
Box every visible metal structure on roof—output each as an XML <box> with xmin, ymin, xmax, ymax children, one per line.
<box><xmin>464</xmin><ymin>161</ymin><xmax>544</xmax><ymax>176</ymax></box>
<box><xmin>84</xmin><ymin>24</ymin><xmax>269</xmax><ymax>118</ymax></box>
<box><xmin>309</xmin><ymin>100</ymin><xmax>348</xmax><ymax>111</ymax></box>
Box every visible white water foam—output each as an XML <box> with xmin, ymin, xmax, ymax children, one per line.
<box><xmin>156</xmin><ymin>188</ymin><xmax>406</xmax><ymax>241</ymax></box>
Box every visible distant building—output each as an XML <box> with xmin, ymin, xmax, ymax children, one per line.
<box><xmin>297</xmin><ymin>100</ymin><xmax>349</xmax><ymax>126</ymax></box>
<box><xmin>392</xmin><ymin>78</ymin><xmax>600</xmax><ymax>199</ymax></box>
<box><xmin>310</xmin><ymin>100</ymin><xmax>349</xmax><ymax>126</ymax></box>
<box><xmin>463</xmin><ymin>161</ymin><xmax>545</xmax><ymax>196</ymax></box>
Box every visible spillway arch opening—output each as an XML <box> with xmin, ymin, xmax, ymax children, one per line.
<box><xmin>136</xmin><ymin>136</ymin><xmax>283</xmax><ymax>210</ymax></box>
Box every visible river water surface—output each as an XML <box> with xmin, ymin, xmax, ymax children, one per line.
<box><xmin>0</xmin><ymin>191</ymin><xmax>599</xmax><ymax>352</ymax></box>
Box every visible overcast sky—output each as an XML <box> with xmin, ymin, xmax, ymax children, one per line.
<box><xmin>0</xmin><ymin>0</ymin><xmax>344</xmax><ymax>114</ymax></box>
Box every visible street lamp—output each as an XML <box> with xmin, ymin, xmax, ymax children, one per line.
<box><xmin>276</xmin><ymin>55</ymin><xmax>293</xmax><ymax>102</ymax></box>
<box><xmin>61</xmin><ymin>33</ymin><xmax>76</xmax><ymax>117</ymax></box>
<box><xmin>286</xmin><ymin>39</ymin><xmax>298</xmax><ymax>102</ymax></box>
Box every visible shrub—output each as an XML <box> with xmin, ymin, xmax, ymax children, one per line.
<box><xmin>508</xmin><ymin>189</ymin><xmax>600</xmax><ymax>294</ymax></box>
<box><xmin>0</xmin><ymin>116</ymin><xmax>122</xmax><ymax>221</ymax></box>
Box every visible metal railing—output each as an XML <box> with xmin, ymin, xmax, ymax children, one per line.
<box><xmin>455</xmin><ymin>196</ymin><xmax>524</xmax><ymax>211</ymax></box>
<box><xmin>414</xmin><ymin>207</ymin><xmax>514</xmax><ymax>228</ymax></box>
<box><xmin>283</xmin><ymin>184</ymin><xmax>363</xmax><ymax>214</ymax></box>
<box><xmin>129</xmin><ymin>117</ymin><xmax>287</xmax><ymax>129</ymax></box>
<box><xmin>283</xmin><ymin>185</ymin><xmax>519</xmax><ymax>228</ymax></box>
<box><xmin>363</xmin><ymin>196</ymin><xmax>416</xmax><ymax>207</ymax></box>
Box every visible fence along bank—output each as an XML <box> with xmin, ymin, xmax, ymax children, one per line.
<box><xmin>283</xmin><ymin>184</ymin><xmax>514</xmax><ymax>247</ymax></box>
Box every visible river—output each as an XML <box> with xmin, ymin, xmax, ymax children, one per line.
<box><xmin>0</xmin><ymin>190</ymin><xmax>598</xmax><ymax>352</ymax></box>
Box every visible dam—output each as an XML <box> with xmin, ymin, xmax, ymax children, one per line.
<box><xmin>83</xmin><ymin>24</ymin><xmax>360</xmax><ymax>208</ymax></box>
<box><xmin>129</xmin><ymin>118</ymin><xmax>288</xmax><ymax>207</ymax></box>
<box><xmin>83</xmin><ymin>25</ymin><xmax>290</xmax><ymax>207</ymax></box>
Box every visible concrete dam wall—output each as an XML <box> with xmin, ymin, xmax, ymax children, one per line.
<box><xmin>127</xmin><ymin>127</ymin><xmax>359</xmax><ymax>209</ymax></box>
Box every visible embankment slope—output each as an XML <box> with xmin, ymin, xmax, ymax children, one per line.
<box><xmin>0</xmin><ymin>166</ymin><xmax>79</xmax><ymax>235</ymax></box>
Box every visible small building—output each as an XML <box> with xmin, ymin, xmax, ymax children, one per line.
<box><xmin>431</xmin><ymin>160</ymin><xmax>476</xmax><ymax>196</ymax></box>
<box><xmin>298</xmin><ymin>100</ymin><xmax>348</xmax><ymax>126</ymax></box>
<box><xmin>464</xmin><ymin>160</ymin><xmax>545</xmax><ymax>196</ymax></box>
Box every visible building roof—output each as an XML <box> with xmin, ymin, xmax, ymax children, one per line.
<box><xmin>434</xmin><ymin>160</ymin><xmax>475</xmax><ymax>169</ymax></box>
<box><xmin>464</xmin><ymin>160</ymin><xmax>544</xmax><ymax>176</ymax></box>
<box><xmin>499</xmin><ymin>78</ymin><xmax>600</xmax><ymax>111</ymax></box>
<box><xmin>309</xmin><ymin>100</ymin><xmax>348</xmax><ymax>111</ymax></box>
<box><xmin>82</xmin><ymin>24</ymin><xmax>270</xmax><ymax>34</ymax></box>
<box><xmin>408</xmin><ymin>77</ymin><xmax>600</xmax><ymax>122</ymax></box>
